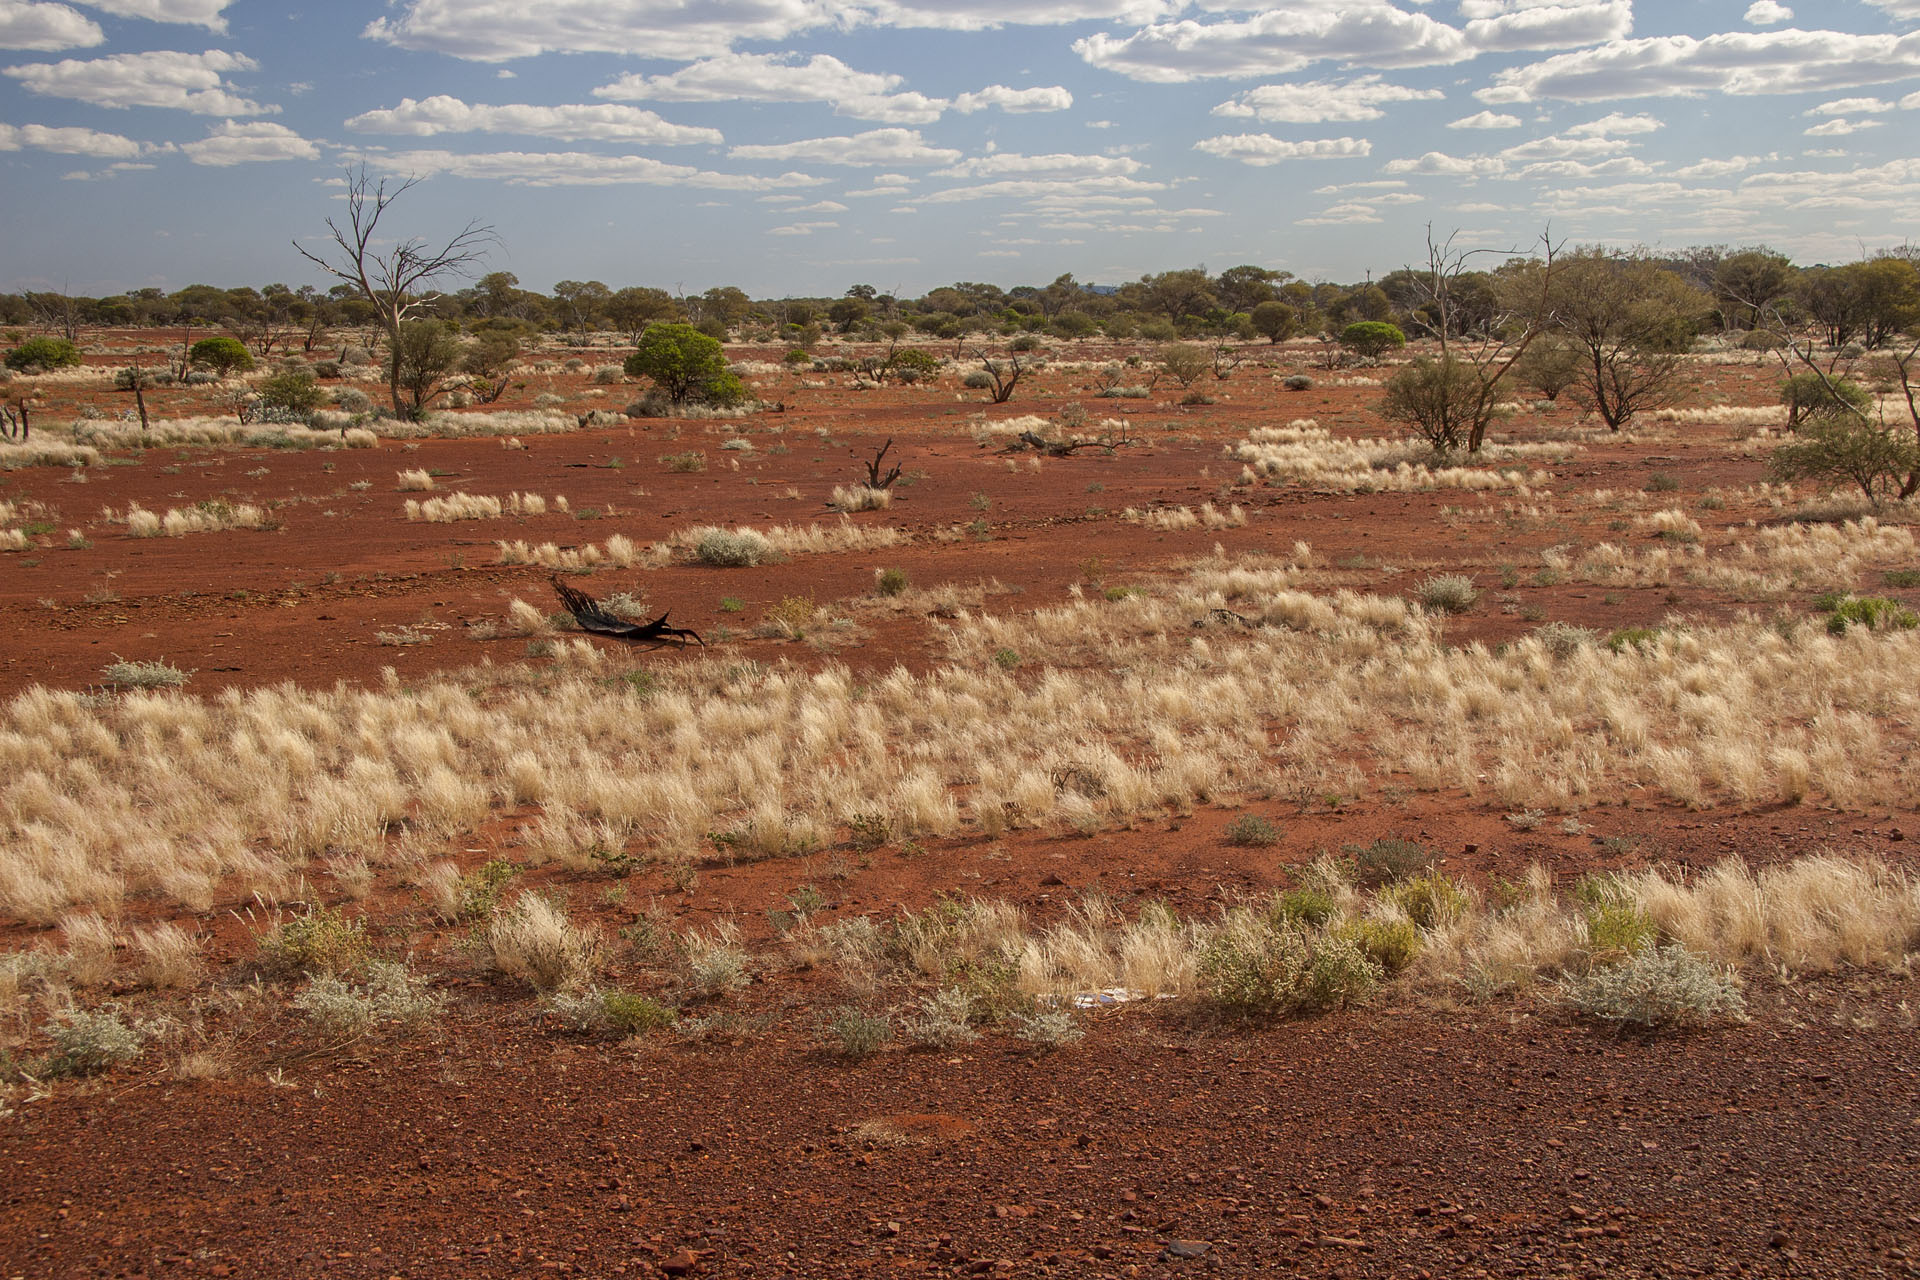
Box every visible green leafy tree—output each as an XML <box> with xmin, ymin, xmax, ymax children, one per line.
<box><xmin>188</xmin><ymin>336</ymin><xmax>255</xmax><ymax>376</ymax></box>
<box><xmin>1550</xmin><ymin>251</ymin><xmax>1706</xmax><ymax>431</ymax></box>
<box><xmin>605</xmin><ymin>286</ymin><xmax>678</xmax><ymax>344</ymax></box>
<box><xmin>1780</xmin><ymin>372</ymin><xmax>1872</xmax><ymax>432</ymax></box>
<box><xmin>624</xmin><ymin>322</ymin><xmax>744</xmax><ymax>406</ymax></box>
<box><xmin>1250</xmin><ymin>300</ymin><xmax>1299</xmax><ymax>345</ymax></box>
<box><xmin>1339</xmin><ymin>321</ymin><xmax>1406</xmax><ymax>363</ymax></box>
<box><xmin>255</xmin><ymin>368</ymin><xmax>325</xmax><ymax>421</ymax></box>
<box><xmin>1770</xmin><ymin>421</ymin><xmax>1920</xmax><ymax>504</ymax></box>
<box><xmin>462</xmin><ymin>332</ymin><xmax>520</xmax><ymax>404</ymax></box>
<box><xmin>1380</xmin><ymin>357</ymin><xmax>1504</xmax><ymax>453</ymax></box>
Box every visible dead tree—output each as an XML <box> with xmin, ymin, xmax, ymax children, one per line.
<box><xmin>0</xmin><ymin>400</ymin><xmax>28</xmax><ymax>442</ymax></box>
<box><xmin>294</xmin><ymin>165</ymin><xmax>497</xmax><ymax>417</ymax></box>
<box><xmin>976</xmin><ymin>351</ymin><xmax>1034</xmax><ymax>404</ymax></box>
<box><xmin>862</xmin><ymin>437</ymin><xmax>903</xmax><ymax>489</ymax></box>
<box><xmin>551</xmin><ymin>577</ymin><xmax>703</xmax><ymax>646</ymax></box>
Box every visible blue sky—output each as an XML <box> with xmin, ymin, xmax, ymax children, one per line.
<box><xmin>2</xmin><ymin>0</ymin><xmax>1917</xmax><ymax>299</ymax></box>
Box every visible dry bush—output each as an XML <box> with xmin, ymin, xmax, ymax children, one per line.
<box><xmin>482</xmin><ymin>893</ymin><xmax>600</xmax><ymax>991</ymax></box>
<box><xmin>131</xmin><ymin>922</ymin><xmax>200</xmax><ymax>988</ymax></box>
<box><xmin>1234</xmin><ymin>420</ymin><xmax>1561</xmax><ymax>493</ymax></box>
<box><xmin>395</xmin><ymin>469</ymin><xmax>435</xmax><ymax>491</ymax></box>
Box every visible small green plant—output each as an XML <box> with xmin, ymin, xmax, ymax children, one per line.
<box><xmin>1559</xmin><ymin>944</ymin><xmax>1745</xmax><ymax>1029</ymax></box>
<box><xmin>1821</xmin><ymin>595</ymin><xmax>1919</xmax><ymax>635</ymax></box>
<box><xmin>1011</xmin><ymin>1007</ymin><xmax>1085</xmax><ymax>1050</ymax></box>
<box><xmin>1883</xmin><ymin>569</ymin><xmax>1920</xmax><ymax>588</ymax></box>
<box><xmin>992</xmin><ymin>648</ymin><xmax>1021</xmax><ymax>669</ymax></box>
<box><xmin>1606</xmin><ymin>626</ymin><xmax>1663</xmax><ymax>653</ymax></box>
<box><xmin>718</xmin><ymin>596</ymin><xmax>744</xmax><ymax>613</ymax></box>
<box><xmin>1415</xmin><ymin>573</ymin><xmax>1478</xmax><ymax>614</ymax></box>
<box><xmin>903</xmin><ymin>987</ymin><xmax>978</xmax><ymax>1048</ymax></box>
<box><xmin>1223</xmin><ymin>814</ymin><xmax>1281</xmax><ymax>847</ymax></box>
<box><xmin>1584</xmin><ymin>901</ymin><xmax>1657</xmax><ymax>958</ymax></box>
<box><xmin>44</xmin><ymin>1007</ymin><xmax>142</xmax><ymax>1076</ymax></box>
<box><xmin>1644</xmin><ymin>471</ymin><xmax>1680</xmax><ymax>493</ymax></box>
<box><xmin>660</xmin><ymin>450</ymin><xmax>707</xmax><ymax>473</ymax></box>
<box><xmin>258</xmin><ymin>904</ymin><xmax>369</xmax><ymax>977</ymax></box>
<box><xmin>847</xmin><ymin>811</ymin><xmax>892</xmax><ymax>851</ymax></box>
<box><xmin>546</xmin><ymin>987</ymin><xmax>676</xmax><ymax>1035</ymax></box>
<box><xmin>293</xmin><ymin>961</ymin><xmax>443</xmax><ymax>1039</ymax></box>
<box><xmin>824</xmin><ymin>1005</ymin><xmax>892</xmax><ymax>1059</ymax></box>
<box><xmin>1274</xmin><ymin>887</ymin><xmax>1338</xmax><ymax>927</ymax></box>
<box><xmin>694</xmin><ymin>528</ymin><xmax>771</xmax><ymax>567</ymax></box>
<box><xmin>1336</xmin><ymin>917</ymin><xmax>1420</xmax><ymax>974</ymax></box>
<box><xmin>874</xmin><ymin>566</ymin><xmax>909</xmax><ymax>597</ymax></box>
<box><xmin>5</xmin><ymin>336</ymin><xmax>82</xmax><ymax>373</ymax></box>
<box><xmin>454</xmin><ymin>859</ymin><xmax>519</xmax><ymax>921</ymax></box>
<box><xmin>970</xmin><ymin>491</ymin><xmax>992</xmax><ymax>512</ymax></box>
<box><xmin>1380</xmin><ymin>871</ymin><xmax>1468</xmax><ymax>930</ymax></box>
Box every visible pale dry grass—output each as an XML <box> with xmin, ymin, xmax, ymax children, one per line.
<box><xmin>381</xmin><ymin>410</ymin><xmax>582</xmax><ymax>440</ymax></box>
<box><xmin>0</xmin><ymin>440</ymin><xmax>102</xmax><ymax>469</ymax></box>
<box><xmin>1234</xmin><ymin>421</ymin><xmax>1557</xmax><ymax>493</ymax></box>
<box><xmin>395</xmin><ymin>468</ymin><xmax>435</xmax><ymax>492</ymax></box>
<box><xmin>122</xmin><ymin>501</ymin><xmax>271</xmax><ymax>537</ymax></box>
<box><xmin>830</xmin><ymin>484</ymin><xmax>892</xmax><ymax>512</ymax></box>
<box><xmin>74</xmin><ymin>418</ymin><xmax>376</xmax><ymax>450</ymax></box>
<box><xmin>496</xmin><ymin>534</ymin><xmax>639</xmax><ymax>571</ymax></box>
<box><xmin>406</xmin><ymin>492</ymin><xmax>556</xmax><ymax>522</ymax></box>
<box><xmin>1125</xmin><ymin>503</ymin><xmax>1249</xmax><ymax>530</ymax></box>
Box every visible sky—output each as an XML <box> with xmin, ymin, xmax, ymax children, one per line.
<box><xmin>2</xmin><ymin>0</ymin><xmax>1918</xmax><ymax>301</ymax></box>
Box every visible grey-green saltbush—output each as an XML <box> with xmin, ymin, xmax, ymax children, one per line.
<box><xmin>694</xmin><ymin>528</ymin><xmax>771</xmax><ymax>567</ymax></box>
<box><xmin>1559</xmin><ymin>944</ymin><xmax>1745</xmax><ymax>1030</ymax></box>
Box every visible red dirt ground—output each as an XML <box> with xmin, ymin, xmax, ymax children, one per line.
<box><xmin>3</xmin><ymin>336</ymin><xmax>1918</xmax><ymax>1278</ymax></box>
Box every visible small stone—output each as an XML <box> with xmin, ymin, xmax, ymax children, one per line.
<box><xmin>660</xmin><ymin>1249</ymin><xmax>698</xmax><ymax>1276</ymax></box>
<box><xmin>1161</xmin><ymin>1240</ymin><xmax>1211</xmax><ymax>1261</ymax></box>
<box><xmin>1769</xmin><ymin>1231</ymin><xmax>1791</xmax><ymax>1249</ymax></box>
<box><xmin>1313</xmin><ymin>1194</ymin><xmax>1335</xmax><ymax>1210</ymax></box>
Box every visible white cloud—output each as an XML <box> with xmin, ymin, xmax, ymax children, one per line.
<box><xmin>1485</xmin><ymin>30</ymin><xmax>1920</xmax><ymax>102</ymax></box>
<box><xmin>1448</xmin><ymin>109</ymin><xmax>1521</xmax><ymax>128</ymax></box>
<box><xmin>362</xmin><ymin>148</ymin><xmax>826</xmax><ymax>189</ymax></box>
<box><xmin>1463</xmin><ymin>1</ymin><xmax>1633</xmax><ymax>54</ymax></box>
<box><xmin>1211</xmin><ymin>74</ymin><xmax>1441</xmax><ymax>123</ymax></box>
<box><xmin>0</xmin><ymin>1</ymin><xmax>103</xmax><ymax>50</ymax></box>
<box><xmin>79</xmin><ymin>0</ymin><xmax>233</xmax><ymax>31</ymax></box>
<box><xmin>596</xmin><ymin>52</ymin><xmax>945</xmax><ymax>125</ymax></box>
<box><xmin>4</xmin><ymin>48</ymin><xmax>270</xmax><ymax>114</ymax></box>
<box><xmin>1804</xmin><ymin>118</ymin><xmax>1881</xmax><ymax>136</ymax></box>
<box><xmin>1565</xmin><ymin>110</ymin><xmax>1661</xmax><ymax>135</ymax></box>
<box><xmin>1806</xmin><ymin>97</ymin><xmax>1892</xmax><ymax>116</ymax></box>
<box><xmin>1192</xmin><ymin>134</ymin><xmax>1372</xmax><ymax>166</ymax></box>
<box><xmin>346</xmin><ymin>96</ymin><xmax>721</xmax><ymax>145</ymax></box>
<box><xmin>932</xmin><ymin>151</ymin><xmax>1143</xmax><ymax>178</ymax></box>
<box><xmin>767</xmin><ymin>220</ymin><xmax>837</xmax><ymax>236</ymax></box>
<box><xmin>844</xmin><ymin>183</ymin><xmax>910</xmax><ymax>196</ymax></box>
<box><xmin>729</xmin><ymin>127</ymin><xmax>959</xmax><ymax>166</ymax></box>
<box><xmin>1860</xmin><ymin>0</ymin><xmax>1920</xmax><ymax>17</ymax></box>
<box><xmin>792</xmin><ymin>199</ymin><xmax>847</xmax><ymax>212</ymax></box>
<box><xmin>181</xmin><ymin>120</ymin><xmax>316</xmax><ymax>165</ymax></box>
<box><xmin>365</xmin><ymin>0</ymin><xmax>831</xmax><ymax>62</ymax></box>
<box><xmin>951</xmin><ymin>84</ymin><xmax>1072</xmax><ymax>113</ymax></box>
<box><xmin>1382</xmin><ymin>150</ymin><xmax>1506</xmax><ymax>176</ymax></box>
<box><xmin>914</xmin><ymin>174</ymin><xmax>1167</xmax><ymax>203</ymax></box>
<box><xmin>1743</xmin><ymin>1</ymin><xmax>1791</xmax><ymax>23</ymax></box>
<box><xmin>1667</xmin><ymin>154</ymin><xmax>1769</xmax><ymax>177</ymax></box>
<box><xmin>1074</xmin><ymin>4</ymin><xmax>1471</xmax><ymax>83</ymax></box>
<box><xmin>0</xmin><ymin>119</ymin><xmax>144</xmax><ymax>156</ymax></box>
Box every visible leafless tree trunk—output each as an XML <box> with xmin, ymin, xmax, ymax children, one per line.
<box><xmin>293</xmin><ymin>165</ymin><xmax>496</xmax><ymax>416</ymax></box>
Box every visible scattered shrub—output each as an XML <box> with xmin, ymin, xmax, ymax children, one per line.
<box><xmin>46</xmin><ymin>1007</ymin><xmax>142</xmax><ymax>1075</ymax></box>
<box><xmin>693</xmin><ymin>527</ymin><xmax>772</xmax><ymax>567</ymax></box>
<box><xmin>1349</xmin><ymin>837</ymin><xmax>1434</xmax><ymax>887</ymax></box>
<box><xmin>188</xmin><ymin>337</ymin><xmax>255</xmax><ymax>376</ymax></box>
<box><xmin>1584</xmin><ymin>901</ymin><xmax>1657</xmax><ymax>958</ymax></box>
<box><xmin>1159</xmin><ymin>343</ymin><xmax>1212</xmax><ymax>388</ymax></box>
<box><xmin>1336</xmin><ymin>917</ymin><xmax>1420</xmax><ymax>974</ymax></box>
<box><xmin>258</xmin><ymin>904</ymin><xmax>369</xmax><ymax>977</ymax></box>
<box><xmin>1415</xmin><ymin>573</ymin><xmax>1478</xmax><ymax>614</ymax></box>
<box><xmin>545</xmin><ymin>986</ymin><xmax>676</xmax><ymax>1035</ymax></box>
<box><xmin>293</xmin><ymin>962</ymin><xmax>443</xmax><ymax>1038</ymax></box>
<box><xmin>824</xmin><ymin>1005</ymin><xmax>892</xmax><ymax>1058</ymax></box>
<box><xmin>903</xmin><ymin>988</ymin><xmax>978</xmax><ymax>1048</ymax></box>
<box><xmin>482</xmin><ymin>893</ymin><xmax>600</xmax><ymax>991</ymax></box>
<box><xmin>1822</xmin><ymin>594</ymin><xmax>1919</xmax><ymax>635</ymax></box>
<box><xmin>1339</xmin><ymin>321</ymin><xmax>1406</xmax><ymax>363</ymax></box>
<box><xmin>660</xmin><ymin>450</ymin><xmax>707</xmax><ymax>473</ymax></box>
<box><xmin>1281</xmin><ymin>374</ymin><xmax>1313</xmax><ymax>392</ymax></box>
<box><xmin>5</xmin><ymin>336</ymin><xmax>81</xmax><ymax>373</ymax></box>
<box><xmin>255</xmin><ymin>368</ymin><xmax>325</xmax><ymax>420</ymax></box>
<box><xmin>1274</xmin><ymin>887</ymin><xmax>1338</xmax><ymax>927</ymax></box>
<box><xmin>1559</xmin><ymin>944</ymin><xmax>1745</xmax><ymax>1029</ymax></box>
<box><xmin>1011</xmin><ymin>1007</ymin><xmax>1085</xmax><ymax>1049</ymax></box>
<box><xmin>99</xmin><ymin>657</ymin><xmax>191</xmax><ymax>689</ymax></box>
<box><xmin>1223</xmin><ymin>814</ymin><xmax>1281</xmax><ymax>847</ymax></box>
<box><xmin>1780</xmin><ymin>372</ymin><xmax>1872</xmax><ymax>432</ymax></box>
<box><xmin>1380</xmin><ymin>871</ymin><xmax>1468</xmax><ymax>929</ymax></box>
<box><xmin>874</xmin><ymin>566</ymin><xmax>909</xmax><ymax>597</ymax></box>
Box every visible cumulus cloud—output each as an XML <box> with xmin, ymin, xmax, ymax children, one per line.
<box><xmin>950</xmin><ymin>84</ymin><xmax>1072</xmax><ymax>113</ymax></box>
<box><xmin>1806</xmin><ymin>97</ymin><xmax>1893</xmax><ymax>116</ymax></box>
<box><xmin>1383</xmin><ymin>150</ymin><xmax>1506</xmax><ymax>176</ymax></box>
<box><xmin>932</xmin><ymin>151</ymin><xmax>1143</xmax><ymax>178</ymax></box>
<box><xmin>1448</xmin><ymin>109</ymin><xmax>1522</xmax><ymax>128</ymax></box>
<box><xmin>1462</xmin><ymin>1</ymin><xmax>1633</xmax><ymax>54</ymax></box>
<box><xmin>1074</xmin><ymin>4</ymin><xmax>1471</xmax><ymax>83</ymax></box>
<box><xmin>362</xmin><ymin>147</ymin><xmax>826</xmax><ymax>189</ymax></box>
<box><xmin>1565</xmin><ymin>110</ymin><xmax>1662</xmax><ymax>135</ymax></box>
<box><xmin>1192</xmin><ymin>134</ymin><xmax>1372</xmax><ymax>165</ymax></box>
<box><xmin>729</xmin><ymin>127</ymin><xmax>959</xmax><ymax>166</ymax></box>
<box><xmin>596</xmin><ymin>52</ymin><xmax>945</xmax><ymax>124</ymax></box>
<box><xmin>181</xmin><ymin>119</ymin><xmax>317</xmax><ymax>165</ymax></box>
<box><xmin>767</xmin><ymin>220</ymin><xmax>837</xmax><ymax>236</ymax></box>
<box><xmin>364</xmin><ymin>0</ymin><xmax>832</xmax><ymax>62</ymax></box>
<box><xmin>1743</xmin><ymin>0</ymin><xmax>1791</xmax><ymax>23</ymax></box>
<box><xmin>0</xmin><ymin>119</ymin><xmax>144</xmax><ymax>156</ymax></box>
<box><xmin>914</xmin><ymin>174</ymin><xmax>1167</xmax><ymax>203</ymax></box>
<box><xmin>80</xmin><ymin>0</ymin><xmax>232</xmax><ymax>30</ymax></box>
<box><xmin>1667</xmin><ymin>154</ymin><xmax>1769</xmax><ymax>177</ymax></box>
<box><xmin>1211</xmin><ymin>75</ymin><xmax>1442</xmax><ymax>123</ymax></box>
<box><xmin>1484</xmin><ymin>30</ymin><xmax>1920</xmax><ymax>102</ymax></box>
<box><xmin>4</xmin><ymin>48</ymin><xmax>270</xmax><ymax>114</ymax></box>
<box><xmin>0</xmin><ymin>1</ymin><xmax>102</xmax><ymax>50</ymax></box>
<box><xmin>346</xmin><ymin>96</ymin><xmax>721</xmax><ymax>144</ymax></box>
<box><xmin>1804</xmin><ymin>118</ymin><xmax>1881</xmax><ymax>136</ymax></box>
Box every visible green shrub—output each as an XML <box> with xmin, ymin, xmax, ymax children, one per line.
<box><xmin>1273</xmin><ymin>887</ymin><xmax>1337</xmax><ymax>927</ymax></box>
<box><xmin>4</xmin><ymin>336</ymin><xmax>81</xmax><ymax>373</ymax></box>
<box><xmin>1281</xmin><ymin>374</ymin><xmax>1313</xmax><ymax>391</ymax></box>
<box><xmin>1223</xmin><ymin>814</ymin><xmax>1281</xmax><ymax>847</ymax></box>
<box><xmin>783</xmin><ymin>347</ymin><xmax>812</xmax><ymax>365</ymax></box>
<box><xmin>454</xmin><ymin>859</ymin><xmax>518</xmax><ymax>921</ymax></box>
<box><xmin>1606</xmin><ymin>626</ymin><xmax>1663</xmax><ymax>654</ymax></box>
<box><xmin>659</xmin><ymin>450</ymin><xmax>707</xmax><ymax>473</ymax></box>
<box><xmin>824</xmin><ymin>1005</ymin><xmax>892</xmax><ymax>1059</ymax></box>
<box><xmin>1302</xmin><ymin>933</ymin><xmax>1382</xmax><ymax>1009</ymax></box>
<box><xmin>624</xmin><ymin>322</ymin><xmax>743</xmax><ymax>407</ymax></box>
<box><xmin>1780</xmin><ymin>372</ymin><xmax>1872</xmax><ymax>432</ymax></box>
<box><xmin>189</xmin><ymin>336</ymin><xmax>255</xmax><ymax>376</ymax></box>
<box><xmin>46</xmin><ymin>1007</ymin><xmax>142</xmax><ymax>1075</ymax></box>
<box><xmin>1559</xmin><ymin>944</ymin><xmax>1745</xmax><ymax>1029</ymax></box>
<box><xmin>1336</xmin><ymin>917</ymin><xmax>1421</xmax><ymax>973</ymax></box>
<box><xmin>1770</xmin><ymin>422</ymin><xmax>1920</xmax><ymax>504</ymax></box>
<box><xmin>604</xmin><ymin>991</ymin><xmax>676</xmax><ymax>1034</ymax></box>
<box><xmin>903</xmin><ymin>988</ymin><xmax>978</xmax><ymax>1048</ymax></box>
<box><xmin>874</xmin><ymin>566</ymin><xmax>909</xmax><ymax>597</ymax></box>
<box><xmin>293</xmin><ymin>962</ymin><xmax>443</xmax><ymax>1038</ymax></box>
<box><xmin>1380</xmin><ymin>871</ymin><xmax>1468</xmax><ymax>929</ymax></box>
<box><xmin>255</xmin><ymin>368</ymin><xmax>324</xmax><ymax>420</ymax></box>
<box><xmin>1821</xmin><ymin>594</ymin><xmax>1920</xmax><ymax>635</ymax></box>
<box><xmin>99</xmin><ymin>656</ymin><xmax>191</xmax><ymax>689</ymax></box>
<box><xmin>1011</xmin><ymin>1007</ymin><xmax>1085</xmax><ymax>1049</ymax></box>
<box><xmin>1348</xmin><ymin>837</ymin><xmax>1434</xmax><ymax>887</ymax></box>
<box><xmin>1584</xmin><ymin>901</ymin><xmax>1657</xmax><ymax>958</ymax></box>
<box><xmin>258</xmin><ymin>904</ymin><xmax>369</xmax><ymax>976</ymax></box>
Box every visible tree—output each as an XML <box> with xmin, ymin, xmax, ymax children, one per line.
<box><xmin>1249</xmin><ymin>300</ymin><xmax>1298</xmax><ymax>345</ymax></box>
<box><xmin>826</xmin><ymin>297</ymin><xmax>869</xmax><ymax>333</ymax></box>
<box><xmin>1770</xmin><ymin>421</ymin><xmax>1920</xmax><ymax>504</ymax></box>
<box><xmin>1215</xmin><ymin>265</ymin><xmax>1283</xmax><ymax>313</ymax></box>
<box><xmin>551</xmin><ymin>280</ymin><xmax>611</xmax><ymax>336</ymax></box>
<box><xmin>188</xmin><ymin>336</ymin><xmax>255</xmax><ymax>376</ymax></box>
<box><xmin>294</xmin><ymin>165</ymin><xmax>496</xmax><ymax>416</ymax></box>
<box><xmin>1780</xmin><ymin>372</ymin><xmax>1871</xmax><ymax>432</ymax></box>
<box><xmin>463</xmin><ymin>332</ymin><xmax>520</xmax><ymax>404</ymax></box>
<box><xmin>606</xmin><ymin>286</ymin><xmax>677</xmax><ymax>344</ymax></box>
<box><xmin>1339</xmin><ymin>321</ymin><xmax>1405</xmax><ymax>363</ymax></box>
<box><xmin>623</xmin><ymin>322</ymin><xmax>743</xmax><ymax>406</ymax></box>
<box><xmin>1550</xmin><ymin>251</ymin><xmax>1705</xmax><ymax>431</ymax></box>
<box><xmin>390</xmin><ymin>320</ymin><xmax>464</xmax><ymax>419</ymax></box>
<box><xmin>1710</xmin><ymin>248</ymin><xmax>1794</xmax><ymax>332</ymax></box>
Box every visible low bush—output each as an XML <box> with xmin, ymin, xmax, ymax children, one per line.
<box><xmin>5</xmin><ymin>336</ymin><xmax>81</xmax><ymax>373</ymax></box>
<box><xmin>1380</xmin><ymin>871</ymin><xmax>1468</xmax><ymax>929</ymax></box>
<box><xmin>1281</xmin><ymin>374</ymin><xmax>1313</xmax><ymax>392</ymax></box>
<box><xmin>1011</xmin><ymin>1007</ymin><xmax>1085</xmax><ymax>1049</ymax></box>
<box><xmin>824</xmin><ymin>1005</ymin><xmax>892</xmax><ymax>1059</ymax></box>
<box><xmin>1336</xmin><ymin>917</ymin><xmax>1420</xmax><ymax>973</ymax></box>
<box><xmin>693</xmin><ymin>527</ymin><xmax>772</xmax><ymax>567</ymax></box>
<box><xmin>99</xmin><ymin>657</ymin><xmax>191</xmax><ymax>689</ymax></box>
<box><xmin>874</xmin><ymin>566</ymin><xmax>909</xmax><ymax>597</ymax></box>
<box><xmin>189</xmin><ymin>337</ymin><xmax>254</xmax><ymax>376</ymax></box>
<box><xmin>1348</xmin><ymin>838</ymin><xmax>1434</xmax><ymax>887</ymax></box>
<box><xmin>1223</xmin><ymin>814</ymin><xmax>1281</xmax><ymax>847</ymax></box>
<box><xmin>1415</xmin><ymin>573</ymin><xmax>1478</xmax><ymax>614</ymax></box>
<box><xmin>258</xmin><ymin>904</ymin><xmax>369</xmax><ymax>976</ymax></box>
<box><xmin>1821</xmin><ymin>594</ymin><xmax>1919</xmax><ymax>635</ymax></box>
<box><xmin>1559</xmin><ymin>944</ymin><xmax>1745</xmax><ymax>1029</ymax></box>
<box><xmin>902</xmin><ymin>987</ymin><xmax>977</xmax><ymax>1048</ymax></box>
<box><xmin>46</xmin><ymin>1007</ymin><xmax>142</xmax><ymax>1075</ymax></box>
<box><xmin>293</xmin><ymin>962</ymin><xmax>443</xmax><ymax>1039</ymax></box>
